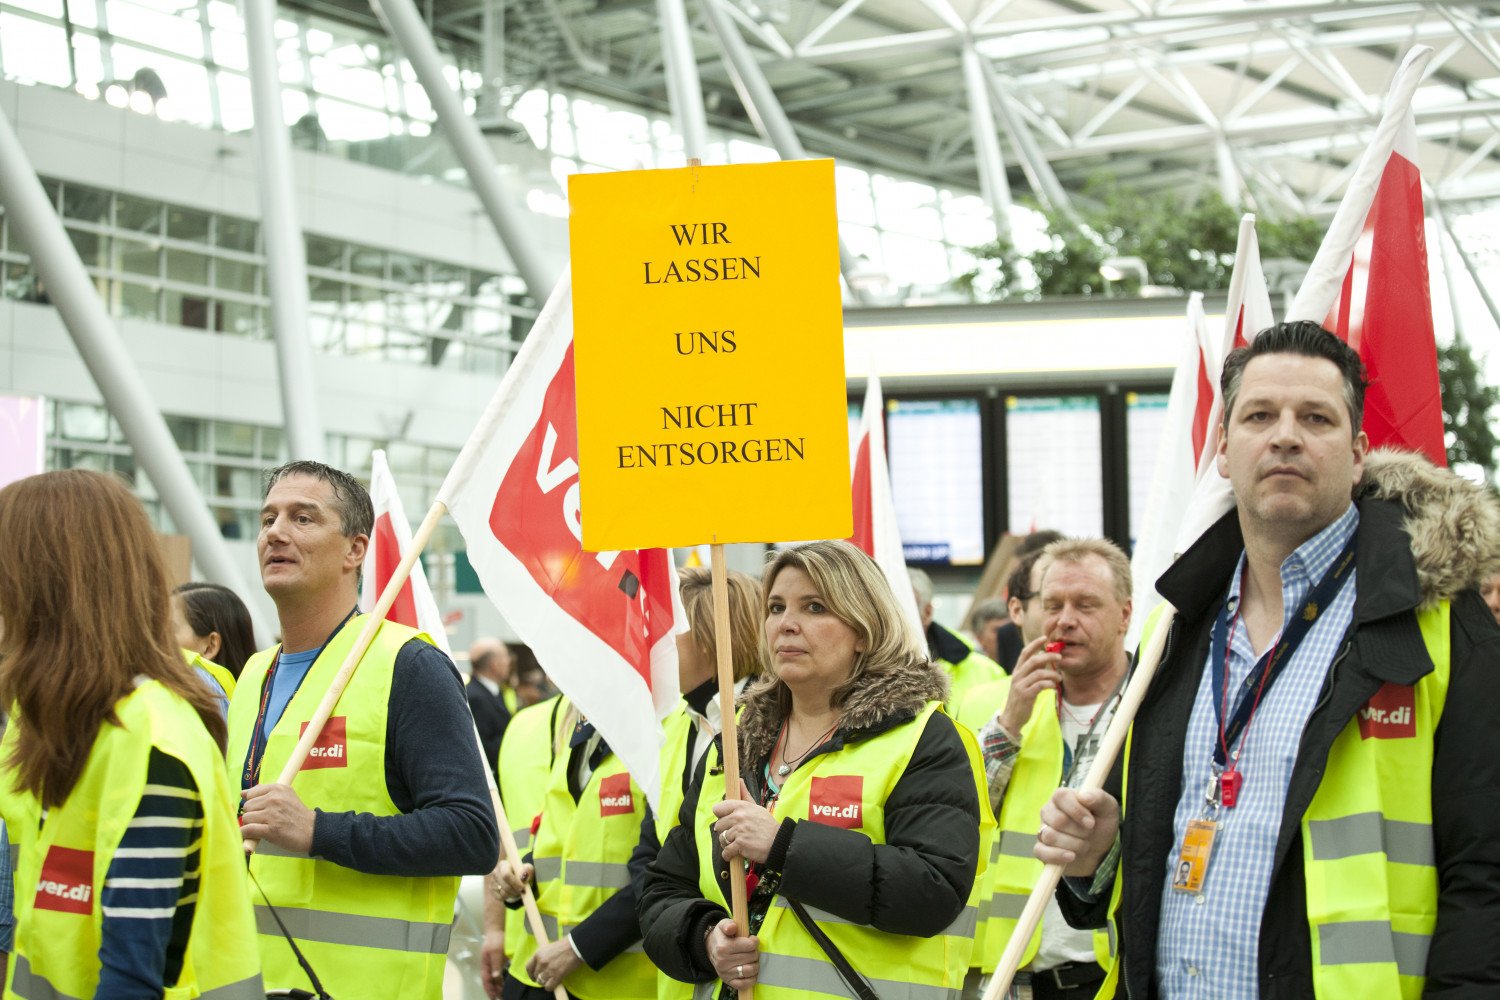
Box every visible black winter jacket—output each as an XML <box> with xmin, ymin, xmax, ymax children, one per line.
<box><xmin>1058</xmin><ymin>452</ymin><xmax>1500</xmax><ymax>998</ymax></box>
<box><xmin>638</xmin><ymin>658</ymin><xmax>982</xmax><ymax>988</ymax></box>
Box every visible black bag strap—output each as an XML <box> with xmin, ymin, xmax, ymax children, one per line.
<box><xmin>249</xmin><ymin>866</ymin><xmax>335</xmax><ymax>999</ymax></box>
<box><xmin>785</xmin><ymin>898</ymin><xmax>880</xmax><ymax>1000</ymax></box>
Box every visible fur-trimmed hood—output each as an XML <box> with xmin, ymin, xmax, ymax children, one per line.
<box><xmin>1358</xmin><ymin>447</ymin><xmax>1500</xmax><ymax>604</ymax></box>
<box><xmin>736</xmin><ymin>655</ymin><xmax>949</xmax><ymax>770</ymax></box>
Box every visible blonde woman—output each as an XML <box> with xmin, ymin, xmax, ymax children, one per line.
<box><xmin>640</xmin><ymin>540</ymin><xmax>990</xmax><ymax>999</ymax></box>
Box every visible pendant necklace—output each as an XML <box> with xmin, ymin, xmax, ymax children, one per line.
<box><xmin>774</xmin><ymin>717</ymin><xmax>840</xmax><ymax>776</ymax></box>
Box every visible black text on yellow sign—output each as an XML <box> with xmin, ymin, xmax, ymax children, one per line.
<box><xmin>569</xmin><ymin>159</ymin><xmax>851</xmax><ymax>551</ymax></box>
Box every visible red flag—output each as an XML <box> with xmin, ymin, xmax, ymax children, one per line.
<box><xmin>847</xmin><ymin>375</ymin><xmax>924</xmax><ymax>638</ymax></box>
<box><xmin>362</xmin><ymin>448</ymin><xmax>451</xmax><ymax>654</ymax></box>
<box><xmin>437</xmin><ymin>273</ymin><xmax>684</xmax><ymax>809</ymax></box>
<box><xmin>1290</xmin><ymin>45</ymin><xmax>1443</xmax><ymax>465</ymax></box>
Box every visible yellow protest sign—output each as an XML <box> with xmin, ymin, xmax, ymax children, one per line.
<box><xmin>569</xmin><ymin>159</ymin><xmax>850</xmax><ymax>551</ymax></box>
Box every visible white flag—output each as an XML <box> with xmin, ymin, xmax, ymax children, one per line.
<box><xmin>436</xmin><ymin>272</ymin><xmax>684</xmax><ymax>811</ymax></box>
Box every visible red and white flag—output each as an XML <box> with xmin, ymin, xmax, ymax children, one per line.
<box><xmin>361</xmin><ymin>448</ymin><xmax>452</xmax><ymax>655</ymax></box>
<box><xmin>1128</xmin><ymin>293</ymin><xmax>1218</xmax><ymax>647</ymax></box>
<box><xmin>1289</xmin><ymin>44</ymin><xmax>1443</xmax><ymax>464</ymax></box>
<box><xmin>1166</xmin><ymin>216</ymin><xmax>1279</xmax><ymax>566</ymax></box>
<box><xmin>847</xmin><ymin>375</ymin><xmax>924</xmax><ymax>639</ymax></box>
<box><xmin>436</xmin><ymin>272</ymin><xmax>684</xmax><ymax>810</ymax></box>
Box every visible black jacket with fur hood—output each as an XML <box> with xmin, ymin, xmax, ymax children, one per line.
<box><xmin>1058</xmin><ymin>450</ymin><xmax>1500</xmax><ymax>998</ymax></box>
<box><xmin>637</xmin><ymin>654</ymin><xmax>982</xmax><ymax>987</ymax></box>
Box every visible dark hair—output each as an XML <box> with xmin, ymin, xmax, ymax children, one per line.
<box><xmin>0</xmin><ymin>471</ymin><xmax>226</xmax><ymax>807</ymax></box>
<box><xmin>175</xmin><ymin>582</ymin><xmax>258</xmax><ymax>677</ymax></box>
<box><xmin>1006</xmin><ymin>549</ymin><xmax>1047</xmax><ymax>603</ymax></box>
<box><xmin>1016</xmin><ymin>529</ymin><xmax>1065</xmax><ymax>558</ymax></box>
<box><xmin>263</xmin><ymin>460</ymin><xmax>373</xmax><ymax>539</ymax></box>
<box><xmin>1221</xmin><ymin>321</ymin><xmax>1367</xmax><ymax>432</ymax></box>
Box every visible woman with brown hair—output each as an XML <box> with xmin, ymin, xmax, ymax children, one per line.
<box><xmin>0</xmin><ymin>470</ymin><xmax>262</xmax><ymax>997</ymax></box>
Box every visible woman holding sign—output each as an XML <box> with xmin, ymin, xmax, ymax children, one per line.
<box><xmin>0</xmin><ymin>470</ymin><xmax>262</xmax><ymax>997</ymax></box>
<box><xmin>639</xmin><ymin>540</ymin><xmax>991</xmax><ymax>998</ymax></box>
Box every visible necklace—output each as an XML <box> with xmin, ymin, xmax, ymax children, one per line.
<box><xmin>774</xmin><ymin>717</ymin><xmax>840</xmax><ymax>777</ymax></box>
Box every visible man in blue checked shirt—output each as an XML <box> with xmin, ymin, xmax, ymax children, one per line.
<box><xmin>1036</xmin><ymin>322</ymin><xmax>1500</xmax><ymax>998</ymax></box>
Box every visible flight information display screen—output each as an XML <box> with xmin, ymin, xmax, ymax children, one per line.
<box><xmin>1006</xmin><ymin>395</ymin><xmax>1103</xmax><ymax>537</ymax></box>
<box><xmin>1126</xmin><ymin>391</ymin><xmax>1171</xmax><ymax>546</ymax></box>
<box><xmin>885</xmin><ymin>397</ymin><xmax>986</xmax><ymax>565</ymax></box>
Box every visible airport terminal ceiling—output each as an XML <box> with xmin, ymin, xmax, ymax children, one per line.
<box><xmin>285</xmin><ymin>0</ymin><xmax>1500</xmax><ymax>215</ymax></box>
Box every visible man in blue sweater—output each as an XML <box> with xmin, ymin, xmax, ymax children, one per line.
<box><xmin>233</xmin><ymin>461</ymin><xmax>498</xmax><ymax>997</ymax></box>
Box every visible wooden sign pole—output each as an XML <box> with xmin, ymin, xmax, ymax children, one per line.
<box><xmin>710</xmin><ymin>542</ymin><xmax>753</xmax><ymax>1000</ymax></box>
<box><xmin>982</xmin><ymin>606</ymin><xmax>1177</xmax><ymax>1000</ymax></box>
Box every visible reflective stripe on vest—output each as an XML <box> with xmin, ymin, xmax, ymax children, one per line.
<box><xmin>695</xmin><ymin>701</ymin><xmax>992</xmax><ymax>997</ymax></box>
<box><xmin>227</xmin><ymin>616</ymin><xmax>454</xmax><ymax>998</ymax></box>
<box><xmin>252</xmin><ymin>905</ymin><xmax>452</xmax><ymax>954</ymax></box>
<box><xmin>513</xmin><ymin>746</ymin><xmax>656</xmax><ymax>1000</ymax></box>
<box><xmin>757</xmin><ymin>952</ymin><xmax>960</xmax><ymax>1000</ymax></box>
<box><xmin>0</xmin><ymin>682</ymin><xmax>263</xmax><ymax>1000</ymax></box>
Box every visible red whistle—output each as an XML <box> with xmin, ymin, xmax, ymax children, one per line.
<box><xmin>1220</xmin><ymin>770</ymin><xmax>1243</xmax><ymax>808</ymax></box>
<box><xmin>1045</xmin><ymin>641</ymin><xmax>1065</xmax><ymax>654</ymax></box>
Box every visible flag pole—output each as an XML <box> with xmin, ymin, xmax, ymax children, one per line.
<box><xmin>710</xmin><ymin>542</ymin><xmax>753</xmax><ymax>1000</ymax></box>
<box><xmin>982</xmin><ymin>606</ymin><xmax>1177</xmax><ymax>1000</ymax></box>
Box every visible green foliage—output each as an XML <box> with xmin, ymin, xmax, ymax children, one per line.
<box><xmin>958</xmin><ymin>174</ymin><xmax>1330</xmax><ymax>301</ymax></box>
<box><xmin>1438</xmin><ymin>338</ymin><xmax>1500</xmax><ymax>478</ymax></box>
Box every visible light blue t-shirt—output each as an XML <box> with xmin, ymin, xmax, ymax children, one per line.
<box><xmin>261</xmin><ymin>646</ymin><xmax>322</xmax><ymax>738</ymax></box>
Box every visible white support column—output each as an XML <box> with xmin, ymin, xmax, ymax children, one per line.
<box><xmin>1433</xmin><ymin>198</ymin><xmax>1500</xmax><ymax>335</ymax></box>
<box><xmin>372</xmin><ymin>0</ymin><xmax>561</xmax><ymax>300</ymax></box>
<box><xmin>243</xmin><ymin>0</ymin><xmax>327</xmax><ymax>462</ymax></box>
<box><xmin>978</xmin><ymin>55</ymin><xmax>1079</xmax><ymax>224</ymax></box>
<box><xmin>0</xmin><ymin>106</ymin><xmax>271</xmax><ymax>642</ymax></box>
<box><xmin>961</xmin><ymin>47</ymin><xmax>1013</xmax><ymax>241</ymax></box>
<box><xmin>701</xmin><ymin>0</ymin><xmax>869</xmax><ymax>303</ymax></box>
<box><xmin>656</xmin><ymin>0</ymin><xmax>709</xmax><ymax>159</ymax></box>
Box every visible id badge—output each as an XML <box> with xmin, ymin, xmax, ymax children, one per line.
<box><xmin>1170</xmin><ymin>817</ymin><xmax>1219</xmax><ymax>894</ymax></box>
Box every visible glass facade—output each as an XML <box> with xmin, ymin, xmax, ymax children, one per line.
<box><xmin>46</xmin><ymin>398</ymin><xmax>465</xmax><ymax>548</ymax></box>
<box><xmin>0</xmin><ymin>0</ymin><xmax>1001</xmax><ymax>294</ymax></box>
<box><xmin>0</xmin><ymin>178</ymin><xmax>532</xmax><ymax>374</ymax></box>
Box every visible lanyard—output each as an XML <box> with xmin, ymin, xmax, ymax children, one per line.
<box><xmin>1059</xmin><ymin>670</ymin><xmax>1128</xmax><ymax>784</ymax></box>
<box><xmin>1208</xmin><ymin>535</ymin><xmax>1356</xmax><ymax>774</ymax></box>
<box><xmin>241</xmin><ymin>608</ymin><xmax>358</xmax><ymax>789</ymax></box>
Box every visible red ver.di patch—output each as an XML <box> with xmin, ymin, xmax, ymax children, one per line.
<box><xmin>36</xmin><ymin>846</ymin><xmax>94</xmax><ymax>915</ymax></box>
<box><xmin>1358</xmin><ymin>682</ymin><xmax>1416</xmax><ymax>740</ymax></box>
<box><xmin>808</xmin><ymin>775</ymin><xmax>863</xmax><ymax>829</ymax></box>
<box><xmin>299</xmin><ymin>716</ymin><xmax>349</xmax><ymax>769</ymax></box>
<box><xmin>599</xmin><ymin>772</ymin><xmax>635</xmax><ymax>817</ymax></box>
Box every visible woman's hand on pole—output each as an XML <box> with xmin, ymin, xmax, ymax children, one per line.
<box><xmin>706</xmin><ymin>917</ymin><xmax>760</xmax><ymax>991</ymax></box>
<box><xmin>493</xmin><ymin>858</ymin><xmax>535</xmax><ymax>901</ymax></box>
<box><xmin>711</xmin><ymin>780</ymin><xmax>779</xmax><ymax>864</ymax></box>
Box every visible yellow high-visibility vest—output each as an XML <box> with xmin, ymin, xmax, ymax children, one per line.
<box><xmin>512</xmin><ymin>741</ymin><xmax>656</xmax><ymax>999</ymax></box>
<box><xmin>497</xmin><ymin>695</ymin><xmax>565</xmax><ymax>963</ymax></box>
<box><xmin>694</xmin><ymin>702</ymin><xmax>994</xmax><ymax>999</ymax></box>
<box><xmin>227</xmin><ymin>615</ymin><xmax>456</xmax><ymax>999</ymax></box>
<box><xmin>0</xmin><ymin>680</ymin><xmax>263</xmax><ymax>999</ymax></box>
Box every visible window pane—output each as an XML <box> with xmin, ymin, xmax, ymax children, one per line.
<box><xmin>219</xmin><ymin>300</ymin><xmax>265</xmax><ymax>337</ymax></box>
<box><xmin>168</xmin><ymin>206</ymin><xmax>212</xmax><ymax>244</ymax></box>
<box><xmin>214</xmin><ymin>257</ymin><xmax>258</xmax><ymax>294</ymax></box>
<box><xmin>59</xmin><ymin>402</ymin><xmax>109</xmax><ymax>441</ymax></box>
<box><xmin>165</xmin><ymin>413</ymin><xmax>206</xmax><ymax>452</ymax></box>
<box><xmin>116</xmin><ymin>195</ymin><xmax>163</xmax><ymax>235</ymax></box>
<box><xmin>62</xmin><ymin>184</ymin><xmax>112</xmax><ymax>225</ymax></box>
<box><xmin>217</xmin><ymin>215</ymin><xmax>258</xmax><ymax>253</ymax></box>
<box><xmin>119</xmin><ymin>281</ymin><xmax>159</xmax><ymax>319</ymax></box>
<box><xmin>115</xmin><ymin>237</ymin><xmax>160</xmax><ymax>277</ymax></box>
<box><xmin>0</xmin><ymin>14</ymin><xmax>71</xmax><ymax>87</ymax></box>
<box><xmin>213</xmin><ymin>421</ymin><xmax>256</xmax><ymax>457</ymax></box>
<box><xmin>166</xmin><ymin>248</ymin><xmax>209</xmax><ymax>285</ymax></box>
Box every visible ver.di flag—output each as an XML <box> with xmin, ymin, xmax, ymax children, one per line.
<box><xmin>1289</xmin><ymin>44</ymin><xmax>1443</xmax><ymax>464</ymax></box>
<box><xmin>847</xmin><ymin>374</ymin><xmax>924</xmax><ymax>640</ymax></box>
<box><xmin>361</xmin><ymin>448</ymin><xmax>451</xmax><ymax>654</ymax></box>
<box><xmin>436</xmin><ymin>271</ymin><xmax>685</xmax><ymax>811</ymax></box>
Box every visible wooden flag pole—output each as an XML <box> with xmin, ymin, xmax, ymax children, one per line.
<box><xmin>710</xmin><ymin>543</ymin><xmax>753</xmax><ymax>1000</ymax></box>
<box><xmin>243</xmin><ymin>498</ymin><xmax>447</xmax><ymax>853</ymax></box>
<box><xmin>469</xmin><ymin>730</ymin><xmax>570</xmax><ymax>1000</ymax></box>
<box><xmin>982</xmin><ymin>606</ymin><xmax>1178</xmax><ymax>1000</ymax></box>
